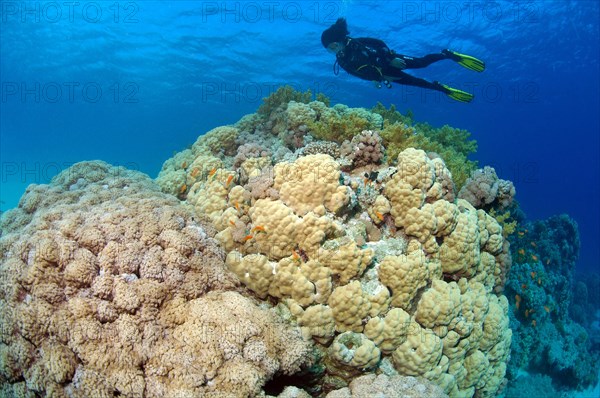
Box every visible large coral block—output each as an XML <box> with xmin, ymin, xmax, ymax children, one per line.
<box><xmin>378</xmin><ymin>250</ymin><xmax>433</xmax><ymax>310</ymax></box>
<box><xmin>439</xmin><ymin>201</ymin><xmax>482</xmax><ymax>277</ymax></box>
<box><xmin>248</xmin><ymin>198</ymin><xmax>302</xmax><ymax>258</ymax></box>
<box><xmin>415</xmin><ymin>280</ymin><xmax>463</xmax><ymax>329</ymax></box>
<box><xmin>328</xmin><ymin>281</ymin><xmax>372</xmax><ymax>333</ymax></box>
<box><xmin>392</xmin><ymin>321</ymin><xmax>444</xmax><ymax>376</ymax></box>
<box><xmin>101</xmin><ymin>96</ymin><xmax>516</xmax><ymax>398</ymax></box>
<box><xmin>274</xmin><ymin>154</ymin><xmax>350</xmax><ymax>215</ymax></box>
<box><xmin>329</xmin><ymin>332</ymin><xmax>381</xmax><ymax>370</ymax></box>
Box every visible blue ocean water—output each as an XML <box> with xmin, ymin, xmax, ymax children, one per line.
<box><xmin>1</xmin><ymin>1</ymin><xmax>600</xmax><ymax>396</ymax></box>
<box><xmin>0</xmin><ymin>1</ymin><xmax>598</xmax><ymax>266</ymax></box>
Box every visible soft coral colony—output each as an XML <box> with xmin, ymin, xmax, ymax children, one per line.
<box><xmin>1</xmin><ymin>87</ymin><xmax>523</xmax><ymax>397</ymax></box>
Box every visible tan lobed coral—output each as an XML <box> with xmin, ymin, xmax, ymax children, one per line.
<box><xmin>0</xmin><ymin>161</ymin><xmax>312</xmax><ymax>398</ymax></box>
<box><xmin>153</xmin><ymin>98</ymin><xmax>514</xmax><ymax>398</ymax></box>
<box><xmin>273</xmin><ymin>154</ymin><xmax>351</xmax><ymax>216</ymax></box>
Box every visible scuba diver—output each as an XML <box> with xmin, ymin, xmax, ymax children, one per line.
<box><xmin>321</xmin><ymin>18</ymin><xmax>485</xmax><ymax>103</ymax></box>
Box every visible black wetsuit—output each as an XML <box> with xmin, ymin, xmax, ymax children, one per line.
<box><xmin>335</xmin><ymin>37</ymin><xmax>449</xmax><ymax>92</ymax></box>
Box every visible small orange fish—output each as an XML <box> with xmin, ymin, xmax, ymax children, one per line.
<box><xmin>234</xmin><ymin>201</ymin><xmax>240</xmax><ymax>211</ymax></box>
<box><xmin>521</xmin><ymin>283</ymin><xmax>527</xmax><ymax>290</ymax></box>
<box><xmin>243</xmin><ymin>234</ymin><xmax>253</xmax><ymax>242</ymax></box>
<box><xmin>530</xmin><ymin>271</ymin><xmax>536</xmax><ymax>279</ymax></box>
<box><xmin>531</xmin><ymin>319</ymin><xmax>537</xmax><ymax>327</ymax></box>
<box><xmin>190</xmin><ymin>167</ymin><xmax>200</xmax><ymax>177</ymax></box>
<box><xmin>518</xmin><ymin>231</ymin><xmax>525</xmax><ymax>237</ymax></box>
<box><xmin>531</xmin><ymin>254</ymin><xmax>538</xmax><ymax>262</ymax></box>
<box><xmin>363</xmin><ymin>177</ymin><xmax>369</xmax><ymax>187</ymax></box>
<box><xmin>292</xmin><ymin>250</ymin><xmax>300</xmax><ymax>261</ymax></box>
<box><xmin>181</xmin><ymin>161</ymin><xmax>187</xmax><ymax>169</ymax></box>
<box><xmin>252</xmin><ymin>226</ymin><xmax>266</xmax><ymax>233</ymax></box>
<box><xmin>179</xmin><ymin>184</ymin><xmax>187</xmax><ymax>194</ymax></box>
<box><xmin>518</xmin><ymin>248</ymin><xmax>525</xmax><ymax>255</ymax></box>
<box><xmin>225</xmin><ymin>175</ymin><xmax>234</xmax><ymax>187</ymax></box>
<box><xmin>525</xmin><ymin>309</ymin><xmax>530</xmax><ymax>318</ymax></box>
<box><xmin>375</xmin><ymin>211</ymin><xmax>384</xmax><ymax>221</ymax></box>
<box><xmin>544</xmin><ymin>305</ymin><xmax>550</xmax><ymax>313</ymax></box>
<box><xmin>208</xmin><ymin>168</ymin><xmax>217</xmax><ymax>178</ymax></box>
<box><xmin>229</xmin><ymin>220</ymin><xmax>236</xmax><ymax>226</ymax></box>
<box><xmin>530</xmin><ymin>241</ymin><xmax>537</xmax><ymax>248</ymax></box>
<box><xmin>515</xmin><ymin>294</ymin><xmax>521</xmax><ymax>310</ymax></box>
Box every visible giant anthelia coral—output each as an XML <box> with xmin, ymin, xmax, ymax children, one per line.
<box><xmin>159</xmin><ymin>95</ymin><xmax>514</xmax><ymax>398</ymax></box>
<box><xmin>0</xmin><ymin>161</ymin><xmax>312</xmax><ymax>398</ymax></box>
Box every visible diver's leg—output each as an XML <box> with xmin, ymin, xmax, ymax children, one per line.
<box><xmin>384</xmin><ymin>71</ymin><xmax>445</xmax><ymax>91</ymax></box>
<box><xmin>395</xmin><ymin>53</ymin><xmax>448</xmax><ymax>69</ymax></box>
<box><xmin>384</xmin><ymin>72</ymin><xmax>474</xmax><ymax>102</ymax></box>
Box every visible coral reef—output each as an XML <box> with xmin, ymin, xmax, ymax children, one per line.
<box><xmin>0</xmin><ymin>161</ymin><xmax>313</xmax><ymax>397</ymax></box>
<box><xmin>155</xmin><ymin>90</ymin><xmax>515</xmax><ymax>398</ymax></box>
<box><xmin>458</xmin><ymin>166</ymin><xmax>516</xmax><ymax>211</ymax></box>
<box><xmin>372</xmin><ymin>103</ymin><xmax>478</xmax><ymax>190</ymax></box>
<box><xmin>339</xmin><ymin>130</ymin><xmax>385</xmax><ymax>169</ymax></box>
<box><xmin>325</xmin><ymin>373</ymin><xmax>448</xmax><ymax>398</ymax></box>
<box><xmin>2</xmin><ymin>89</ymin><xmax>525</xmax><ymax>398</ymax></box>
<box><xmin>505</xmin><ymin>214</ymin><xmax>600</xmax><ymax>391</ymax></box>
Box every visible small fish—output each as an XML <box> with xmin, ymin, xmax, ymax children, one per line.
<box><xmin>531</xmin><ymin>254</ymin><xmax>538</xmax><ymax>262</ymax></box>
<box><xmin>521</xmin><ymin>283</ymin><xmax>527</xmax><ymax>290</ymax></box>
<box><xmin>518</xmin><ymin>248</ymin><xmax>525</xmax><ymax>255</ymax></box>
<box><xmin>292</xmin><ymin>250</ymin><xmax>300</xmax><ymax>261</ymax></box>
<box><xmin>537</xmin><ymin>277</ymin><xmax>542</xmax><ymax>285</ymax></box>
<box><xmin>530</xmin><ymin>241</ymin><xmax>537</xmax><ymax>248</ymax></box>
<box><xmin>234</xmin><ymin>201</ymin><xmax>241</xmax><ymax>211</ymax></box>
<box><xmin>525</xmin><ymin>309</ymin><xmax>530</xmax><ymax>318</ymax></box>
<box><xmin>229</xmin><ymin>220</ymin><xmax>236</xmax><ymax>226</ymax></box>
<box><xmin>363</xmin><ymin>177</ymin><xmax>369</xmax><ymax>187</ymax></box>
<box><xmin>365</xmin><ymin>171</ymin><xmax>379</xmax><ymax>181</ymax></box>
<box><xmin>530</xmin><ymin>271</ymin><xmax>536</xmax><ymax>279</ymax></box>
<box><xmin>225</xmin><ymin>175</ymin><xmax>234</xmax><ymax>187</ymax></box>
<box><xmin>179</xmin><ymin>184</ymin><xmax>187</xmax><ymax>194</ymax></box>
<box><xmin>544</xmin><ymin>305</ymin><xmax>550</xmax><ymax>313</ymax></box>
<box><xmin>517</xmin><ymin>231</ymin><xmax>525</xmax><ymax>237</ymax></box>
<box><xmin>181</xmin><ymin>161</ymin><xmax>188</xmax><ymax>169</ymax></box>
<box><xmin>243</xmin><ymin>234</ymin><xmax>253</xmax><ymax>242</ymax></box>
<box><xmin>545</xmin><ymin>259</ymin><xmax>550</xmax><ymax>265</ymax></box>
<box><xmin>531</xmin><ymin>319</ymin><xmax>537</xmax><ymax>327</ymax></box>
<box><xmin>190</xmin><ymin>167</ymin><xmax>200</xmax><ymax>177</ymax></box>
<box><xmin>515</xmin><ymin>294</ymin><xmax>521</xmax><ymax>310</ymax></box>
<box><xmin>251</xmin><ymin>225</ymin><xmax>266</xmax><ymax>233</ymax></box>
<box><xmin>375</xmin><ymin>211</ymin><xmax>384</xmax><ymax>222</ymax></box>
<box><xmin>208</xmin><ymin>168</ymin><xmax>217</xmax><ymax>178</ymax></box>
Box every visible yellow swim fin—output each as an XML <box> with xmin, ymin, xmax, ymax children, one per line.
<box><xmin>437</xmin><ymin>82</ymin><xmax>474</xmax><ymax>103</ymax></box>
<box><xmin>443</xmin><ymin>49</ymin><xmax>485</xmax><ymax>72</ymax></box>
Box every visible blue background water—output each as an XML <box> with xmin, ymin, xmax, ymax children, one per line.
<box><xmin>1</xmin><ymin>0</ymin><xmax>598</xmax><ymax>273</ymax></box>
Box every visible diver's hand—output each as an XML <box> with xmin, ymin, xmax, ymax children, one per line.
<box><xmin>390</xmin><ymin>57</ymin><xmax>407</xmax><ymax>69</ymax></box>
